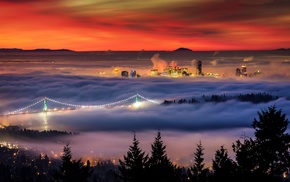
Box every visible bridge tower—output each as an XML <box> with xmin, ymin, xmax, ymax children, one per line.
<box><xmin>133</xmin><ymin>94</ymin><xmax>141</xmax><ymax>108</ymax></box>
<box><xmin>43</xmin><ymin>97</ymin><xmax>48</xmax><ymax>112</ymax></box>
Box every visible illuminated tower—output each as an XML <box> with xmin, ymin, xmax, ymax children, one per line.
<box><xmin>236</xmin><ymin>68</ymin><xmax>241</xmax><ymax>76</ymax></box>
<box><xmin>241</xmin><ymin>65</ymin><xmax>247</xmax><ymax>77</ymax></box>
<box><xmin>130</xmin><ymin>70</ymin><xmax>137</xmax><ymax>78</ymax></box>
<box><xmin>121</xmin><ymin>70</ymin><xmax>129</xmax><ymax>77</ymax></box>
<box><xmin>196</xmin><ymin>60</ymin><xmax>202</xmax><ymax>75</ymax></box>
<box><xmin>133</xmin><ymin>95</ymin><xmax>140</xmax><ymax>108</ymax></box>
<box><xmin>43</xmin><ymin>98</ymin><xmax>48</xmax><ymax>112</ymax></box>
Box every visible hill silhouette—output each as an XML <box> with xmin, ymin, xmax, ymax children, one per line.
<box><xmin>0</xmin><ymin>48</ymin><xmax>75</xmax><ymax>53</ymax></box>
<box><xmin>173</xmin><ymin>47</ymin><xmax>193</xmax><ymax>52</ymax></box>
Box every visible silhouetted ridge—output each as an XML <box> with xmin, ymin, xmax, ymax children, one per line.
<box><xmin>0</xmin><ymin>48</ymin><xmax>75</xmax><ymax>52</ymax></box>
<box><xmin>173</xmin><ymin>47</ymin><xmax>193</xmax><ymax>52</ymax></box>
<box><xmin>275</xmin><ymin>48</ymin><xmax>290</xmax><ymax>50</ymax></box>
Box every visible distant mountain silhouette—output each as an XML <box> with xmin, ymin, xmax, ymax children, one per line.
<box><xmin>173</xmin><ymin>47</ymin><xmax>193</xmax><ymax>52</ymax></box>
<box><xmin>275</xmin><ymin>48</ymin><xmax>290</xmax><ymax>50</ymax></box>
<box><xmin>0</xmin><ymin>48</ymin><xmax>75</xmax><ymax>52</ymax></box>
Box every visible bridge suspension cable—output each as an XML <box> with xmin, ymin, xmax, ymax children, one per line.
<box><xmin>45</xmin><ymin>94</ymin><xmax>138</xmax><ymax>108</ymax></box>
<box><xmin>45</xmin><ymin>97</ymin><xmax>83</xmax><ymax>108</ymax></box>
<box><xmin>137</xmin><ymin>94</ymin><xmax>160</xmax><ymax>104</ymax></box>
<box><xmin>7</xmin><ymin>98</ymin><xmax>45</xmax><ymax>115</ymax></box>
<box><xmin>96</xmin><ymin>95</ymin><xmax>138</xmax><ymax>107</ymax></box>
<box><xmin>3</xmin><ymin>94</ymin><xmax>160</xmax><ymax>116</ymax></box>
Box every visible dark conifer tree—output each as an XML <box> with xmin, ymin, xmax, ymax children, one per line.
<box><xmin>61</xmin><ymin>143</ymin><xmax>72</xmax><ymax>170</ymax></box>
<box><xmin>189</xmin><ymin>141</ymin><xmax>208</xmax><ymax>182</ymax></box>
<box><xmin>211</xmin><ymin>146</ymin><xmax>237</xmax><ymax>182</ymax></box>
<box><xmin>148</xmin><ymin>131</ymin><xmax>179</xmax><ymax>182</ymax></box>
<box><xmin>53</xmin><ymin>143</ymin><xmax>92</xmax><ymax>182</ymax></box>
<box><xmin>117</xmin><ymin>133</ymin><xmax>149</xmax><ymax>182</ymax></box>
<box><xmin>233</xmin><ymin>136</ymin><xmax>257</xmax><ymax>180</ymax></box>
<box><xmin>233</xmin><ymin>106</ymin><xmax>290</xmax><ymax>182</ymax></box>
<box><xmin>252</xmin><ymin>106</ymin><xmax>290</xmax><ymax>178</ymax></box>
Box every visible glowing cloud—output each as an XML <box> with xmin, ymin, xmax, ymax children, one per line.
<box><xmin>243</xmin><ymin>56</ymin><xmax>254</xmax><ymax>62</ymax></box>
<box><xmin>0</xmin><ymin>0</ymin><xmax>290</xmax><ymax>50</ymax></box>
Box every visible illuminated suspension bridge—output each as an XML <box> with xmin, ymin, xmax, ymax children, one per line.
<box><xmin>2</xmin><ymin>94</ymin><xmax>160</xmax><ymax>116</ymax></box>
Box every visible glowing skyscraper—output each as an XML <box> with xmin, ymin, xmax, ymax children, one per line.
<box><xmin>241</xmin><ymin>65</ymin><xmax>247</xmax><ymax>77</ymax></box>
<box><xmin>196</xmin><ymin>60</ymin><xmax>202</xmax><ymax>75</ymax></box>
<box><xmin>236</xmin><ymin>68</ymin><xmax>241</xmax><ymax>76</ymax></box>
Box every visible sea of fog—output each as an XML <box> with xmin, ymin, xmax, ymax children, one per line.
<box><xmin>0</xmin><ymin>50</ymin><xmax>290</xmax><ymax>166</ymax></box>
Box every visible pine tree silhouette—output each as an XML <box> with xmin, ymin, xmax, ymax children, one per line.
<box><xmin>233</xmin><ymin>106</ymin><xmax>290</xmax><ymax>182</ymax></box>
<box><xmin>53</xmin><ymin>143</ymin><xmax>92</xmax><ymax>182</ymax></box>
<box><xmin>148</xmin><ymin>131</ymin><xmax>179</xmax><ymax>182</ymax></box>
<box><xmin>117</xmin><ymin>133</ymin><xmax>149</xmax><ymax>182</ymax></box>
<box><xmin>252</xmin><ymin>106</ymin><xmax>290</xmax><ymax>178</ymax></box>
<box><xmin>211</xmin><ymin>146</ymin><xmax>237</xmax><ymax>182</ymax></box>
<box><xmin>189</xmin><ymin>141</ymin><xmax>208</xmax><ymax>182</ymax></box>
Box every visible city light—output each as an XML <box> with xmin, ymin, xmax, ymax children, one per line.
<box><xmin>133</xmin><ymin>101</ymin><xmax>141</xmax><ymax>108</ymax></box>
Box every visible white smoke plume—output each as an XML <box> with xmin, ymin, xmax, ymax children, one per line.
<box><xmin>151</xmin><ymin>54</ymin><xmax>168</xmax><ymax>72</ymax></box>
<box><xmin>169</xmin><ymin>60</ymin><xmax>178</xmax><ymax>68</ymax></box>
<box><xmin>213</xmin><ymin>51</ymin><xmax>219</xmax><ymax>56</ymax></box>
<box><xmin>210</xmin><ymin>59</ymin><xmax>218</xmax><ymax>66</ymax></box>
<box><xmin>191</xmin><ymin>59</ymin><xmax>197</xmax><ymax>67</ymax></box>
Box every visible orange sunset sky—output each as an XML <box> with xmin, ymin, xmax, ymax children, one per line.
<box><xmin>0</xmin><ymin>0</ymin><xmax>290</xmax><ymax>51</ymax></box>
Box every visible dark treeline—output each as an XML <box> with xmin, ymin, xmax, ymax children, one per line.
<box><xmin>0</xmin><ymin>106</ymin><xmax>290</xmax><ymax>182</ymax></box>
<box><xmin>162</xmin><ymin>92</ymin><xmax>279</xmax><ymax>105</ymax></box>
<box><xmin>116</xmin><ymin>106</ymin><xmax>290</xmax><ymax>182</ymax></box>
<box><xmin>0</xmin><ymin>144</ymin><xmax>117</xmax><ymax>182</ymax></box>
<box><xmin>0</xmin><ymin>125</ymin><xmax>78</xmax><ymax>142</ymax></box>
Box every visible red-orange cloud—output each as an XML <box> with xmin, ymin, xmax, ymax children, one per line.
<box><xmin>0</xmin><ymin>0</ymin><xmax>290</xmax><ymax>51</ymax></box>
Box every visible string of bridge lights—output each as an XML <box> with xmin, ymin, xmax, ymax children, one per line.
<box><xmin>7</xmin><ymin>99</ymin><xmax>45</xmax><ymax>115</ymax></box>
<box><xmin>4</xmin><ymin>94</ymin><xmax>160</xmax><ymax>116</ymax></box>
<box><xmin>136</xmin><ymin>94</ymin><xmax>160</xmax><ymax>104</ymax></box>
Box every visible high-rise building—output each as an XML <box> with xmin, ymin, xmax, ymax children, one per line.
<box><xmin>121</xmin><ymin>70</ymin><xmax>129</xmax><ymax>77</ymax></box>
<box><xmin>241</xmin><ymin>65</ymin><xmax>247</xmax><ymax>77</ymax></box>
<box><xmin>130</xmin><ymin>70</ymin><xmax>137</xmax><ymax>78</ymax></box>
<box><xmin>236</xmin><ymin>68</ymin><xmax>241</xmax><ymax>76</ymax></box>
<box><xmin>196</xmin><ymin>60</ymin><xmax>202</xmax><ymax>75</ymax></box>
<box><xmin>150</xmin><ymin>69</ymin><xmax>158</xmax><ymax>76</ymax></box>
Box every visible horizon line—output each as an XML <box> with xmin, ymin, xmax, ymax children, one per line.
<box><xmin>0</xmin><ymin>47</ymin><xmax>290</xmax><ymax>52</ymax></box>
<box><xmin>1</xmin><ymin>47</ymin><xmax>290</xmax><ymax>52</ymax></box>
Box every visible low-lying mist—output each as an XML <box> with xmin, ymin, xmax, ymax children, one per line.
<box><xmin>0</xmin><ymin>51</ymin><xmax>290</xmax><ymax>165</ymax></box>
